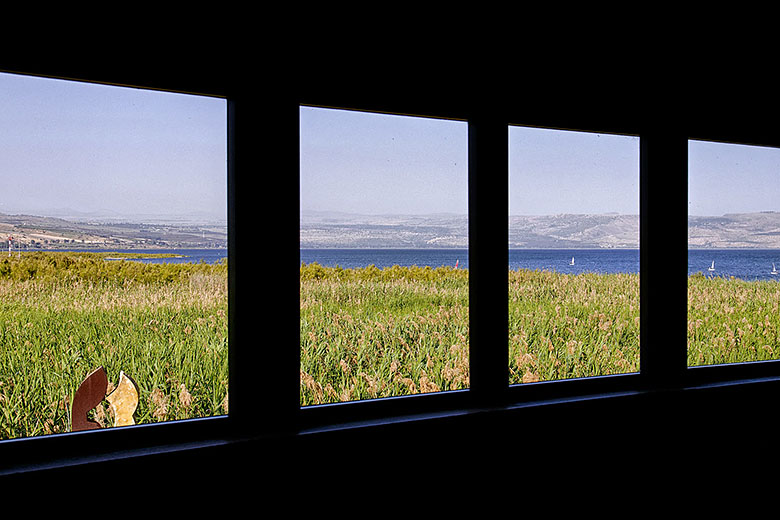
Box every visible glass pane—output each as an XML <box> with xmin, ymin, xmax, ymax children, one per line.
<box><xmin>688</xmin><ymin>140</ymin><xmax>780</xmax><ymax>366</ymax></box>
<box><xmin>299</xmin><ymin>106</ymin><xmax>468</xmax><ymax>406</ymax></box>
<box><xmin>0</xmin><ymin>72</ymin><xmax>228</xmax><ymax>440</ymax></box>
<box><xmin>508</xmin><ymin>125</ymin><xmax>640</xmax><ymax>384</ymax></box>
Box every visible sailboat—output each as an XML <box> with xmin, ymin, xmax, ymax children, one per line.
<box><xmin>569</xmin><ymin>256</ymin><xmax>575</xmax><ymax>266</ymax></box>
<box><xmin>772</xmin><ymin>263</ymin><xmax>778</xmax><ymax>275</ymax></box>
<box><xmin>708</xmin><ymin>261</ymin><xmax>715</xmax><ymax>272</ymax></box>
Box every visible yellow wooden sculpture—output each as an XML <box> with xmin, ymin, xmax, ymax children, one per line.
<box><xmin>105</xmin><ymin>371</ymin><xmax>139</xmax><ymax>427</ymax></box>
<box><xmin>72</xmin><ymin>367</ymin><xmax>139</xmax><ymax>431</ymax></box>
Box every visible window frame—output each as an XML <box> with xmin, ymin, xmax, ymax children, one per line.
<box><xmin>0</xmin><ymin>68</ymin><xmax>244</xmax><ymax>475</ymax></box>
<box><xmin>295</xmin><ymin>98</ymin><xmax>780</xmax><ymax>433</ymax></box>
<box><xmin>685</xmin><ymin>136</ymin><xmax>780</xmax><ymax>386</ymax></box>
<box><xmin>296</xmin><ymin>104</ymin><xmax>657</xmax><ymax>430</ymax></box>
<box><xmin>5</xmin><ymin>62</ymin><xmax>780</xmax><ymax>476</ymax></box>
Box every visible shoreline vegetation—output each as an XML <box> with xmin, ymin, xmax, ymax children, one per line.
<box><xmin>301</xmin><ymin>261</ymin><xmax>780</xmax><ymax>406</ymax></box>
<box><xmin>0</xmin><ymin>251</ymin><xmax>228</xmax><ymax>440</ymax></box>
<box><xmin>103</xmin><ymin>253</ymin><xmax>184</xmax><ymax>260</ymax></box>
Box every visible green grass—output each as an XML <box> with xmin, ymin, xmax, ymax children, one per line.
<box><xmin>0</xmin><ymin>252</ymin><xmax>228</xmax><ymax>440</ymax></box>
<box><xmin>688</xmin><ymin>273</ymin><xmax>780</xmax><ymax>366</ymax></box>
<box><xmin>302</xmin><ymin>264</ymin><xmax>780</xmax><ymax>406</ymax></box>
<box><xmin>300</xmin><ymin>263</ymin><xmax>469</xmax><ymax>405</ymax></box>
<box><xmin>300</xmin><ymin>263</ymin><xmax>641</xmax><ymax>405</ymax></box>
<box><xmin>508</xmin><ymin>268</ymin><xmax>639</xmax><ymax>383</ymax></box>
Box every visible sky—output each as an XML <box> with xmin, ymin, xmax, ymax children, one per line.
<box><xmin>689</xmin><ymin>139</ymin><xmax>780</xmax><ymax>216</ymax></box>
<box><xmin>300</xmin><ymin>105</ymin><xmax>641</xmax><ymax>217</ymax></box>
<box><xmin>302</xmin><ymin>106</ymin><xmax>780</xmax><ymax>218</ymax></box>
<box><xmin>300</xmin><ymin>106</ymin><xmax>468</xmax><ymax>215</ymax></box>
<box><xmin>509</xmin><ymin>126</ymin><xmax>639</xmax><ymax>215</ymax></box>
<box><xmin>0</xmin><ymin>71</ymin><xmax>227</xmax><ymax>220</ymax></box>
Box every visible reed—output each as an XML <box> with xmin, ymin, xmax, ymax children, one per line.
<box><xmin>688</xmin><ymin>273</ymin><xmax>780</xmax><ymax>366</ymax></box>
<box><xmin>508</xmin><ymin>268</ymin><xmax>640</xmax><ymax>383</ymax></box>
<box><xmin>300</xmin><ymin>263</ymin><xmax>469</xmax><ymax>405</ymax></box>
<box><xmin>301</xmin><ymin>262</ymin><xmax>642</xmax><ymax>405</ymax></box>
<box><xmin>0</xmin><ymin>252</ymin><xmax>228</xmax><ymax>440</ymax></box>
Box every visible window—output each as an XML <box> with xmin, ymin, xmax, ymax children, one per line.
<box><xmin>688</xmin><ymin>139</ymin><xmax>780</xmax><ymax>366</ymax></box>
<box><xmin>508</xmin><ymin>125</ymin><xmax>640</xmax><ymax>384</ymax></box>
<box><xmin>299</xmin><ymin>106</ymin><xmax>469</xmax><ymax>405</ymax></box>
<box><xmin>0</xmin><ymin>71</ymin><xmax>228</xmax><ymax>442</ymax></box>
<box><xmin>6</xmin><ymin>58</ymin><xmax>780</xmax><ymax>478</ymax></box>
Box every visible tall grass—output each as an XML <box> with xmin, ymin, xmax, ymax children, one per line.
<box><xmin>0</xmin><ymin>252</ymin><xmax>228</xmax><ymax>440</ymax></box>
<box><xmin>688</xmin><ymin>273</ymin><xmax>780</xmax><ymax>366</ymax></box>
<box><xmin>508</xmin><ymin>269</ymin><xmax>640</xmax><ymax>384</ymax></box>
<box><xmin>304</xmin><ymin>264</ymin><xmax>780</xmax><ymax>404</ymax></box>
<box><xmin>300</xmin><ymin>263</ymin><xmax>469</xmax><ymax>405</ymax></box>
<box><xmin>300</xmin><ymin>262</ymin><xmax>641</xmax><ymax>405</ymax></box>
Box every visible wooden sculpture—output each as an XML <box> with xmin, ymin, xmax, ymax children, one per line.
<box><xmin>71</xmin><ymin>367</ymin><xmax>139</xmax><ymax>432</ymax></box>
<box><xmin>106</xmin><ymin>371</ymin><xmax>139</xmax><ymax>427</ymax></box>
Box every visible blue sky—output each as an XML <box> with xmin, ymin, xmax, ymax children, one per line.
<box><xmin>301</xmin><ymin>106</ymin><xmax>780</xmax><ymax>218</ymax></box>
<box><xmin>689</xmin><ymin>139</ymin><xmax>780</xmax><ymax>216</ymax></box>
<box><xmin>300</xmin><ymin>106</ymin><xmax>468</xmax><ymax>215</ymax></box>
<box><xmin>0</xmin><ymin>71</ymin><xmax>227</xmax><ymax>220</ymax></box>
<box><xmin>300</xmin><ymin>105</ymin><xmax>641</xmax><ymax>216</ymax></box>
<box><xmin>509</xmin><ymin>126</ymin><xmax>639</xmax><ymax>215</ymax></box>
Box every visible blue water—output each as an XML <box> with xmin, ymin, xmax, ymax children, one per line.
<box><xmin>34</xmin><ymin>248</ymin><xmax>227</xmax><ymax>264</ymax></box>
<box><xmin>300</xmin><ymin>248</ymin><xmax>640</xmax><ymax>273</ymax></box>
<box><xmin>301</xmin><ymin>249</ymin><xmax>468</xmax><ymax>270</ymax></box>
<box><xmin>688</xmin><ymin>249</ymin><xmax>780</xmax><ymax>281</ymax></box>
<box><xmin>301</xmin><ymin>248</ymin><xmax>780</xmax><ymax>282</ymax></box>
<box><xmin>509</xmin><ymin>249</ymin><xmax>639</xmax><ymax>275</ymax></box>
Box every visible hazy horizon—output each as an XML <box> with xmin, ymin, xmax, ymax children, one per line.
<box><xmin>301</xmin><ymin>208</ymin><xmax>640</xmax><ymax>217</ymax></box>
<box><xmin>0</xmin><ymin>204</ymin><xmax>226</xmax><ymax>223</ymax></box>
<box><xmin>302</xmin><ymin>205</ymin><xmax>780</xmax><ymax>219</ymax></box>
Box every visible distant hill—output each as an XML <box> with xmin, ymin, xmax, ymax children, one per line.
<box><xmin>508</xmin><ymin>214</ymin><xmax>638</xmax><ymax>249</ymax></box>
<box><xmin>300</xmin><ymin>211</ymin><xmax>640</xmax><ymax>249</ymax></box>
<box><xmin>300</xmin><ymin>211</ymin><xmax>469</xmax><ymax>249</ymax></box>
<box><xmin>302</xmin><ymin>211</ymin><xmax>780</xmax><ymax>249</ymax></box>
<box><xmin>689</xmin><ymin>212</ymin><xmax>780</xmax><ymax>248</ymax></box>
<box><xmin>0</xmin><ymin>212</ymin><xmax>227</xmax><ymax>249</ymax></box>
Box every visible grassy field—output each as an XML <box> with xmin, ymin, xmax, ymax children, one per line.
<box><xmin>508</xmin><ymin>268</ymin><xmax>640</xmax><ymax>384</ymax></box>
<box><xmin>300</xmin><ymin>263</ymin><xmax>469</xmax><ymax>405</ymax></box>
<box><xmin>688</xmin><ymin>273</ymin><xmax>780</xmax><ymax>366</ymax></box>
<box><xmin>0</xmin><ymin>252</ymin><xmax>228</xmax><ymax>440</ymax></box>
<box><xmin>302</xmin><ymin>263</ymin><xmax>780</xmax><ymax>407</ymax></box>
<box><xmin>300</xmin><ymin>263</ymin><xmax>641</xmax><ymax>405</ymax></box>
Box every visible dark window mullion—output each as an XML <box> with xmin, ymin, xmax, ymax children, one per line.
<box><xmin>639</xmin><ymin>129</ymin><xmax>688</xmax><ymax>389</ymax></box>
<box><xmin>234</xmin><ymin>97</ymin><xmax>300</xmax><ymax>435</ymax></box>
<box><xmin>468</xmin><ymin>115</ymin><xmax>509</xmax><ymax>405</ymax></box>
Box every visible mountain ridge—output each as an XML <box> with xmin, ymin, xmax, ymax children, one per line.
<box><xmin>302</xmin><ymin>211</ymin><xmax>780</xmax><ymax>249</ymax></box>
<box><xmin>0</xmin><ymin>211</ymin><xmax>227</xmax><ymax>249</ymax></box>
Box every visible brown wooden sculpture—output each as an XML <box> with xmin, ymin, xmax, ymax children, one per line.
<box><xmin>71</xmin><ymin>367</ymin><xmax>139</xmax><ymax>432</ymax></box>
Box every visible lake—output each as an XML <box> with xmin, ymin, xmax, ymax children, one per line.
<box><xmin>301</xmin><ymin>248</ymin><xmax>780</xmax><ymax>281</ymax></box>
<box><xmin>300</xmin><ymin>248</ymin><xmax>640</xmax><ymax>273</ymax></box>
<box><xmin>688</xmin><ymin>249</ymin><xmax>780</xmax><ymax>281</ymax></box>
